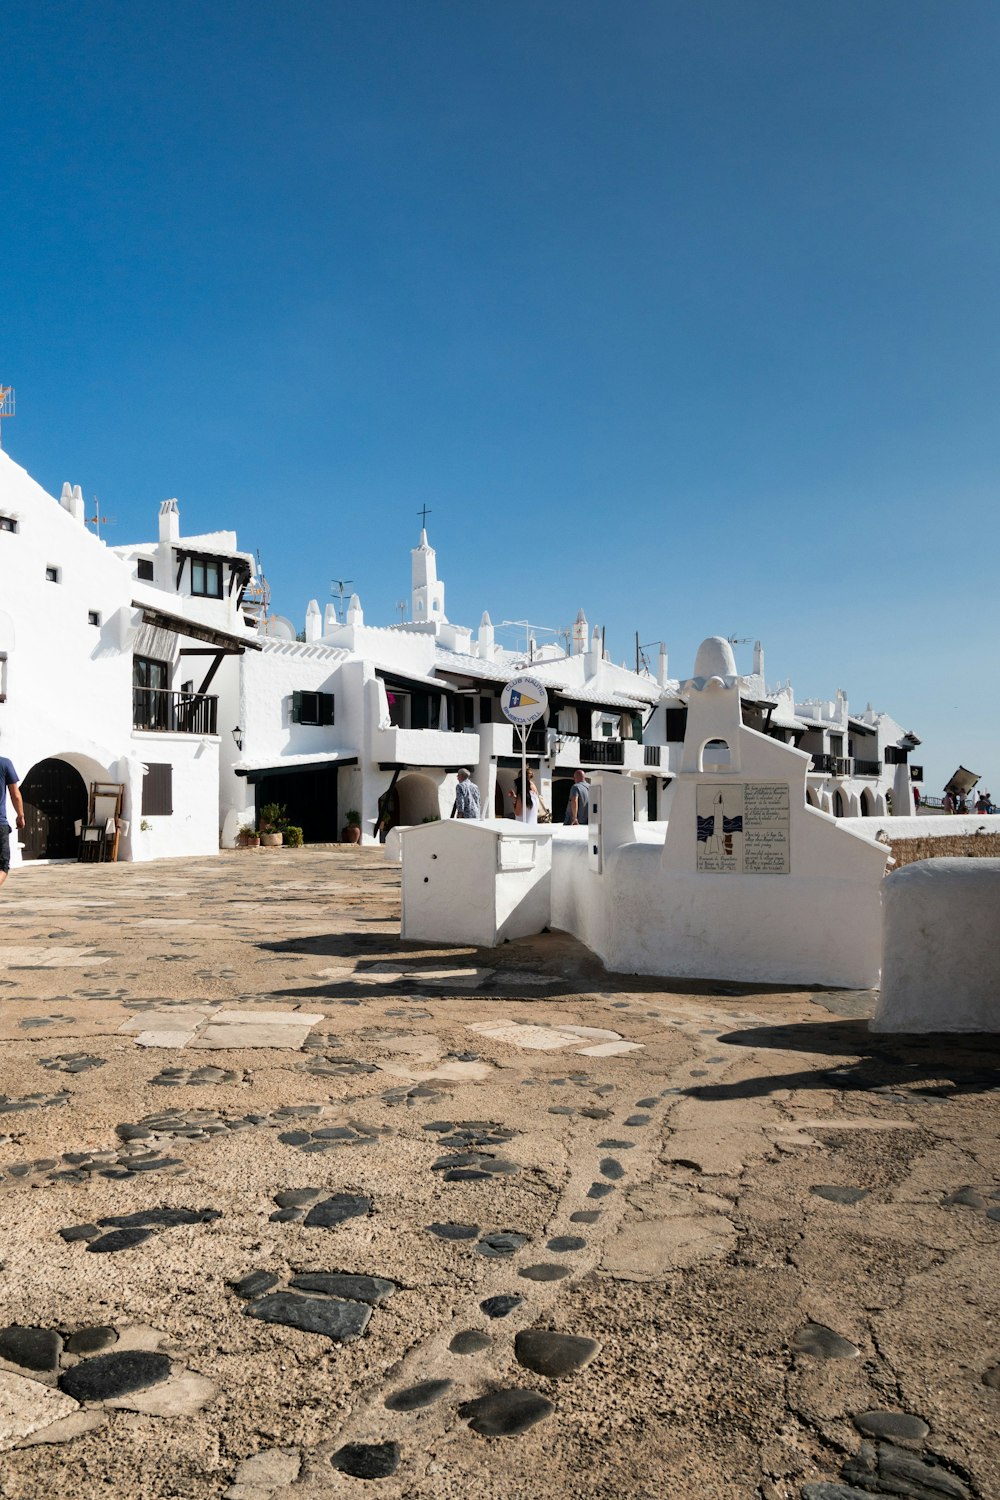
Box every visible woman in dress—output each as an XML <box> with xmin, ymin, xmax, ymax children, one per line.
<box><xmin>509</xmin><ymin>769</ymin><xmax>539</xmax><ymax>824</ymax></box>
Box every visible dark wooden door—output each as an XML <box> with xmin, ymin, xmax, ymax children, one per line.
<box><xmin>19</xmin><ymin>758</ymin><xmax>88</xmax><ymax>859</ymax></box>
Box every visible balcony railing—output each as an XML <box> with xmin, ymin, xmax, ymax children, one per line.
<box><xmin>580</xmin><ymin>738</ymin><xmax>624</xmax><ymax>765</ymax></box>
<box><xmin>853</xmin><ymin>758</ymin><xmax>882</xmax><ymax>777</ymax></box>
<box><xmin>133</xmin><ymin>688</ymin><xmax>218</xmax><ymax>736</ymax></box>
<box><xmin>808</xmin><ymin>753</ymin><xmax>850</xmax><ymax>776</ymax></box>
<box><xmin>643</xmin><ymin>745</ymin><xmax>661</xmax><ymax>767</ymax></box>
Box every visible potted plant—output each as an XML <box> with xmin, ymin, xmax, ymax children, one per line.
<box><xmin>236</xmin><ymin>822</ymin><xmax>260</xmax><ymax>849</ymax></box>
<box><xmin>341</xmin><ymin>809</ymin><xmax>362</xmax><ymax>845</ymax></box>
<box><xmin>258</xmin><ymin>803</ymin><xmax>286</xmax><ymax>848</ymax></box>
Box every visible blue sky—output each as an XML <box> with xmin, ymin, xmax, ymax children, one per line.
<box><xmin>3</xmin><ymin>1</ymin><xmax>998</xmax><ymax>793</ymax></box>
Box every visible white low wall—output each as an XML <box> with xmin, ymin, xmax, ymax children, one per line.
<box><xmin>873</xmin><ymin>859</ymin><xmax>1000</xmax><ymax>1032</ymax></box>
<box><xmin>844</xmin><ymin>813</ymin><xmax>1000</xmax><ymax>844</ymax></box>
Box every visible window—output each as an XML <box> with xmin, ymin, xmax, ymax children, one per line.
<box><xmin>0</xmin><ymin>515</ymin><xmax>17</xmax><ymax>533</ymax></box>
<box><xmin>88</xmin><ymin>611</ymin><xmax>101</xmax><ymax>627</ymax></box>
<box><xmin>291</xmin><ymin>690</ymin><xmax>334</xmax><ymax>726</ymax></box>
<box><xmin>665</xmin><ymin>707</ymin><xmax>688</xmax><ymax>742</ymax></box>
<box><xmin>190</xmin><ymin>557</ymin><xmax>223</xmax><ymax>597</ymax></box>
<box><xmin>141</xmin><ymin>763</ymin><xmax>173</xmax><ymax>816</ymax></box>
<box><xmin>137</xmin><ymin>558</ymin><xmax>154</xmax><ymax>580</ymax></box>
<box><xmin>133</xmin><ymin>656</ymin><xmax>171</xmax><ymax>730</ymax></box>
<box><xmin>45</xmin><ymin>565</ymin><xmax>60</xmax><ymax>583</ymax></box>
<box><xmin>479</xmin><ymin>694</ymin><xmax>493</xmax><ymax>724</ymax></box>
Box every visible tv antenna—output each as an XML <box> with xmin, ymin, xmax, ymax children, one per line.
<box><xmin>331</xmin><ymin>577</ymin><xmax>354</xmax><ymax>623</ymax></box>
<box><xmin>635</xmin><ymin>636</ymin><xmax>664</xmax><ymax>675</ymax></box>
<box><xmin>87</xmin><ymin>496</ymin><xmax>113</xmax><ymax>537</ymax></box>
<box><xmin>242</xmin><ymin>550</ymin><xmax>271</xmax><ymax>632</ymax></box>
<box><xmin>395</xmin><ymin>599</ymin><xmax>407</xmax><ymax>623</ymax></box>
<box><xmin>0</xmin><ymin>386</ymin><xmax>14</xmax><ymax>449</ymax></box>
<box><xmin>727</xmin><ymin>634</ymin><xmax>751</xmax><ymax>645</ymax></box>
<box><xmin>501</xmin><ymin>619</ymin><xmax>563</xmax><ymax>662</ymax></box>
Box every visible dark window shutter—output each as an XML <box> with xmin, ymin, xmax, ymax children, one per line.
<box><xmin>291</xmin><ymin>691</ymin><xmax>302</xmax><ymax>724</ymax></box>
<box><xmin>142</xmin><ymin>763</ymin><xmax>173</xmax><ymax>816</ymax></box>
<box><xmin>320</xmin><ymin>692</ymin><xmax>335</xmax><ymax>725</ymax></box>
<box><xmin>665</xmin><ymin>707</ymin><xmax>688</xmax><ymax>742</ymax></box>
<box><xmin>479</xmin><ymin>695</ymin><xmax>492</xmax><ymax>724</ymax></box>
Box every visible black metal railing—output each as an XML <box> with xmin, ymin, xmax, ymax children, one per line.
<box><xmin>808</xmin><ymin>753</ymin><xmax>850</xmax><ymax>776</ymax></box>
<box><xmin>853</xmin><ymin>758</ymin><xmax>882</xmax><ymax>777</ymax></box>
<box><xmin>133</xmin><ymin>688</ymin><xmax>218</xmax><ymax>735</ymax></box>
<box><xmin>581</xmin><ymin>738</ymin><xmax>624</xmax><ymax>765</ymax></box>
<box><xmin>644</xmin><ymin>745</ymin><xmax>661</xmax><ymax>766</ymax></box>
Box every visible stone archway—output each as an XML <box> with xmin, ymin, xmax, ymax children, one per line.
<box><xmin>395</xmin><ymin>773</ymin><xmax>441</xmax><ymax>827</ymax></box>
<box><xmin>19</xmin><ymin>758</ymin><xmax>89</xmax><ymax>859</ymax></box>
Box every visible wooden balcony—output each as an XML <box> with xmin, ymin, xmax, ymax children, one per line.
<box><xmin>133</xmin><ymin>688</ymin><xmax>218</xmax><ymax>736</ymax></box>
<box><xmin>580</xmin><ymin>738</ymin><xmax>624</xmax><ymax>766</ymax></box>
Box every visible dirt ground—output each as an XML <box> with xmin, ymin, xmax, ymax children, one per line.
<box><xmin>0</xmin><ymin>848</ymin><xmax>996</xmax><ymax>1500</ymax></box>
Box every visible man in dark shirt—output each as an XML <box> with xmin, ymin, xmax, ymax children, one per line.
<box><xmin>564</xmin><ymin>769</ymin><xmax>590</xmax><ymax>828</ymax></box>
<box><xmin>0</xmin><ymin>756</ymin><xmax>25</xmax><ymax>891</ymax></box>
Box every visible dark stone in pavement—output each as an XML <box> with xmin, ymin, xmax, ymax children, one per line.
<box><xmin>289</xmin><ymin>1273</ymin><xmax>396</xmax><ymax>1304</ymax></box>
<box><xmin>278</xmin><ymin>1130</ymin><xmax>312</xmax><ymax>1146</ymax></box>
<box><xmin>246</xmin><ymin>1292</ymin><xmax>372</xmax><ymax>1341</ymax></box>
<box><xmin>570</xmin><ymin>1211</ymin><xmax>601</xmax><ymax>1224</ymax></box>
<box><xmin>303</xmin><ymin>1194</ymin><xmax>371</xmax><ymax>1228</ymax></box>
<box><xmin>450</xmin><ymin>1329</ymin><xmax>491</xmax><ymax>1354</ymax></box>
<box><xmin>98</xmin><ymin>1207</ymin><xmax>221</xmax><ymax>1229</ymax></box>
<box><xmin>635</xmin><ymin>1097</ymin><xmax>658</xmax><ymax>1108</ymax></box>
<box><xmin>624</xmin><ymin>1114</ymin><xmax>651</xmax><ymax>1127</ymax></box>
<box><xmin>810</xmin><ymin>1186</ymin><xmax>869</xmax><ymax>1205</ymax></box>
<box><xmin>842</xmin><ymin>1440</ymin><xmax>968</xmax><ymax>1498</ymax></box>
<box><xmin>518</xmin><ymin>1263</ymin><xmax>570</xmax><ymax>1282</ymax></box>
<box><xmin>331</xmin><ymin>1441</ymin><xmax>400</xmax><ymax>1479</ymax></box>
<box><xmin>598</xmin><ymin>1139</ymin><xmax>635</xmax><ymax>1150</ymax></box>
<box><xmin>459</xmin><ymin>1387</ymin><xmax>554</xmax><ymax>1437</ymax></box>
<box><xmin>800</xmin><ymin>1487</ymin><xmax>877</xmax><ymax>1499</ymax></box>
<box><xmin>480</xmin><ymin>1294</ymin><xmax>523</xmax><ymax>1319</ymax></box>
<box><xmin>59</xmin><ymin>1223</ymin><xmax>101</xmax><ymax>1243</ymax></box>
<box><xmin>274</xmin><ymin>1189</ymin><xmax>322</xmax><ymax>1208</ymax></box>
<box><xmin>65</xmin><ymin>1326</ymin><xmax>118</xmax><ymax>1355</ymax></box>
<box><xmin>385</xmin><ymin>1378</ymin><xmax>453</xmax><ymax>1410</ymax></box>
<box><xmin>86</xmin><ymin>1227</ymin><xmax>158</xmax><ymax>1253</ymax></box>
<box><xmin>982</xmin><ymin>1364</ymin><xmax>1000</xmax><ymax>1389</ymax></box>
<box><xmin>514</xmin><ymin>1329</ymin><xmax>600</xmax><ymax>1378</ymax></box>
<box><xmin>546</xmin><ymin>1236</ymin><xmax>586</xmax><ymax>1253</ymax></box>
<box><xmin>230</xmin><ymin>1271</ymin><xmax>280</xmax><ymax>1300</ymax></box>
<box><xmin>477</xmin><ymin>1231</ymin><xmax>528</xmax><ymax>1259</ymax></box>
<box><xmin>60</xmin><ymin>1349</ymin><xmax>172</xmax><ymax>1402</ymax></box>
<box><xmin>853</xmin><ymin>1410</ymin><xmax>929</xmax><ymax>1442</ymax></box>
<box><xmin>587</xmin><ymin>1182</ymin><xmax>615</xmax><ymax>1199</ymax></box>
<box><xmin>942</xmin><ymin>1187</ymin><xmax>987</xmax><ymax>1210</ymax></box>
<box><xmin>600</xmin><ymin>1158</ymin><xmax>625</xmax><ymax>1181</ymax></box>
<box><xmin>792</xmin><ymin>1323</ymin><xmax>860</xmax><ymax>1360</ymax></box>
<box><xmin>427</xmin><ymin>1222</ymin><xmax>479</xmax><ymax>1241</ymax></box>
<box><xmin>0</xmin><ymin>1325</ymin><xmax>63</xmax><ymax>1372</ymax></box>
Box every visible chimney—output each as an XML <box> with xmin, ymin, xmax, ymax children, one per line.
<box><xmin>657</xmin><ymin>642</ymin><xmax>668</xmax><ymax>687</ymax></box>
<box><xmin>346</xmin><ymin>593</ymin><xmax>364</xmax><ymax>626</ymax></box>
<box><xmin>571</xmin><ymin>608</ymin><xmax>588</xmax><ymax>656</ymax></box>
<box><xmin>305</xmin><ymin>599</ymin><xmax>321</xmax><ymax>643</ymax></box>
<box><xmin>753</xmin><ymin>640</ymin><xmax>764</xmax><ymax>677</ymax></box>
<box><xmin>158</xmin><ymin>498</ymin><xmax>180</xmax><ymax>543</ymax></box>
<box><xmin>60</xmin><ymin>482</ymin><xmax>86</xmax><ymax>524</ymax></box>
<box><xmin>478</xmin><ymin>611</ymin><xmax>495</xmax><ymax>658</ymax></box>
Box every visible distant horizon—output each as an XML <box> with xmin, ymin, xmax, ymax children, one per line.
<box><xmin>3</xmin><ymin>2</ymin><xmax>997</xmax><ymax>797</ymax></box>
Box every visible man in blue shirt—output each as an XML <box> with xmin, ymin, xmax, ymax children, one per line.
<box><xmin>563</xmin><ymin>769</ymin><xmax>590</xmax><ymax>828</ymax></box>
<box><xmin>0</xmin><ymin>755</ymin><xmax>25</xmax><ymax>891</ymax></box>
<box><xmin>450</xmin><ymin>769</ymin><xmax>481</xmax><ymax>820</ymax></box>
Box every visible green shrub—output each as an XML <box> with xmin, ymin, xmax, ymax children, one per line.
<box><xmin>283</xmin><ymin>825</ymin><xmax>304</xmax><ymax>848</ymax></box>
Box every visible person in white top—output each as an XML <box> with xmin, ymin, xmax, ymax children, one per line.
<box><xmin>509</xmin><ymin>769</ymin><xmax>539</xmax><ymax>824</ymax></box>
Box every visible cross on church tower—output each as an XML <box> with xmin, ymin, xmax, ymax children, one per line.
<box><xmin>417</xmin><ymin>504</ymin><xmax>432</xmax><ymax>531</ymax></box>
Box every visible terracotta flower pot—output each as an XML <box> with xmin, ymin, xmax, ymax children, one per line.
<box><xmin>342</xmin><ymin>825</ymin><xmax>362</xmax><ymax>845</ymax></box>
<box><xmin>237</xmin><ymin>832</ymin><xmax>260</xmax><ymax>849</ymax></box>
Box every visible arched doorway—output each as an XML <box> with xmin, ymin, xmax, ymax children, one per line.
<box><xmin>395</xmin><ymin>773</ymin><xmax>441</xmax><ymax>828</ymax></box>
<box><xmin>860</xmin><ymin>788</ymin><xmax>875</xmax><ymax>817</ymax></box>
<box><xmin>832</xmin><ymin>789</ymin><xmax>845</xmax><ymax>818</ymax></box>
<box><xmin>20</xmin><ymin>758</ymin><xmax>88</xmax><ymax>859</ymax></box>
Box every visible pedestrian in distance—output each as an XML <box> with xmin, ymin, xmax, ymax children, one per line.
<box><xmin>0</xmin><ymin>753</ymin><xmax>25</xmax><ymax>892</ymax></box>
<box><xmin>563</xmin><ymin>768</ymin><xmax>590</xmax><ymax>828</ymax></box>
<box><xmin>450</xmin><ymin>769</ymin><xmax>481</xmax><ymax>820</ymax></box>
<box><xmin>509</xmin><ymin>768</ymin><xmax>539</xmax><ymax>824</ymax></box>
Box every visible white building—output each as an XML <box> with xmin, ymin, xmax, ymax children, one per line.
<box><xmin>0</xmin><ymin>450</ymin><xmax>259</xmax><ymax>867</ymax></box>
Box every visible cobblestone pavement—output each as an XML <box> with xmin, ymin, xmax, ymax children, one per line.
<box><xmin>0</xmin><ymin>849</ymin><xmax>996</xmax><ymax>1500</ymax></box>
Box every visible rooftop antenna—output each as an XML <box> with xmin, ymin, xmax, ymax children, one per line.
<box><xmin>636</xmin><ymin>636</ymin><xmax>663</xmax><ymax>675</ymax></box>
<box><xmin>727</xmin><ymin>634</ymin><xmax>750</xmax><ymax>645</ymax></box>
<box><xmin>395</xmin><ymin>599</ymin><xmax>407</xmax><ymax>623</ymax></box>
<box><xmin>330</xmin><ymin>577</ymin><xmax>354</xmax><ymax>624</ymax></box>
<box><xmin>87</xmin><ymin>495</ymin><xmax>113</xmax><ymax>537</ymax></box>
<box><xmin>500</xmin><ymin>619</ymin><xmax>563</xmax><ymax>659</ymax></box>
<box><xmin>0</xmin><ymin>386</ymin><xmax>14</xmax><ymax>449</ymax></box>
<box><xmin>242</xmin><ymin>549</ymin><xmax>271</xmax><ymax>632</ymax></box>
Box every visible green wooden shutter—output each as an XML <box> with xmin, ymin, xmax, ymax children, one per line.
<box><xmin>291</xmin><ymin>691</ymin><xmax>302</xmax><ymax>723</ymax></box>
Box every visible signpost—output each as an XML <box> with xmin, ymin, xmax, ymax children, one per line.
<box><xmin>500</xmin><ymin>676</ymin><xmax>549</xmax><ymax>820</ymax></box>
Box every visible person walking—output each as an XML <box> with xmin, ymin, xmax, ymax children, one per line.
<box><xmin>450</xmin><ymin>769</ymin><xmax>481</xmax><ymax>820</ymax></box>
<box><xmin>563</xmin><ymin>768</ymin><xmax>590</xmax><ymax>829</ymax></box>
<box><xmin>0</xmin><ymin>753</ymin><xmax>25</xmax><ymax>892</ymax></box>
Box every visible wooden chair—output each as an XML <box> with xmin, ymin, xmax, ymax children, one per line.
<box><xmin>77</xmin><ymin>782</ymin><xmax>126</xmax><ymax>862</ymax></box>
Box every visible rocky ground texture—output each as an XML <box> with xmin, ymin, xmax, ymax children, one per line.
<box><xmin>0</xmin><ymin>848</ymin><xmax>996</xmax><ymax>1499</ymax></box>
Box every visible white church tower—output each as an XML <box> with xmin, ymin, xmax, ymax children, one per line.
<box><xmin>411</xmin><ymin>525</ymin><xmax>447</xmax><ymax>624</ymax></box>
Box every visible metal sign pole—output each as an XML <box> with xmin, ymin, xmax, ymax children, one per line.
<box><xmin>519</xmin><ymin>723</ymin><xmax>528</xmax><ymax>821</ymax></box>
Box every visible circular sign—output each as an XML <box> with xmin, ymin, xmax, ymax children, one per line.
<box><xmin>500</xmin><ymin>675</ymin><xmax>549</xmax><ymax>726</ymax></box>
